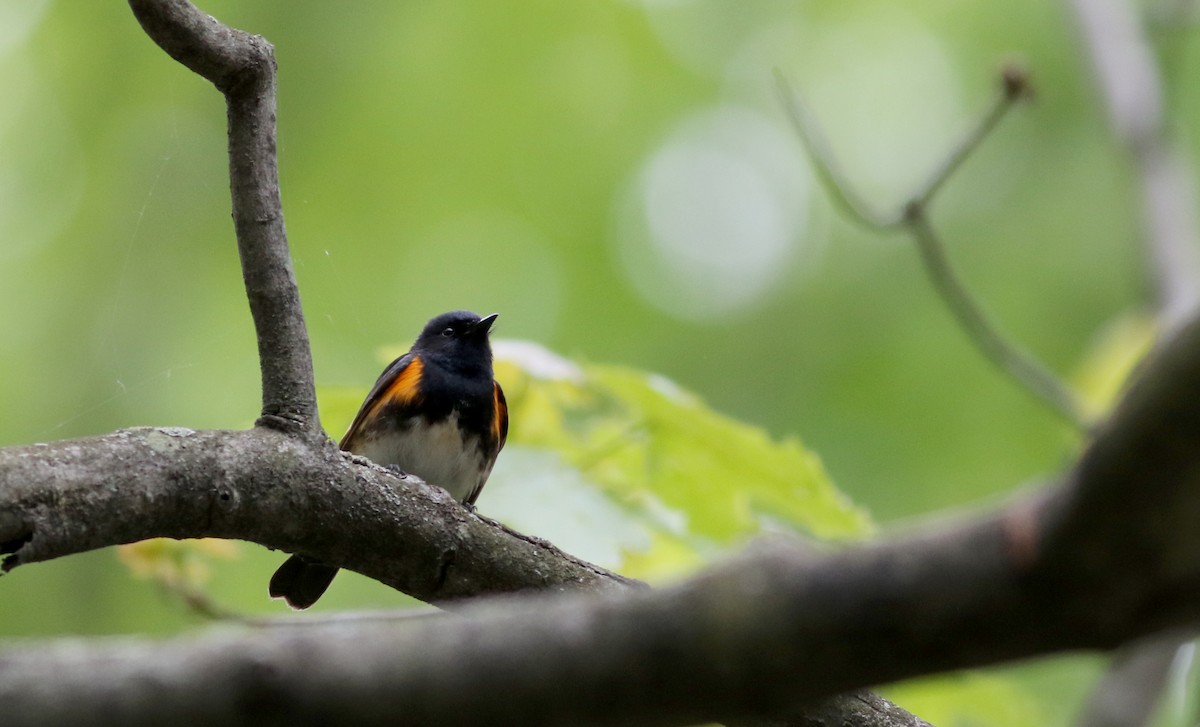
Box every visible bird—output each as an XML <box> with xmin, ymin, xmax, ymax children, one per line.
<box><xmin>269</xmin><ymin>310</ymin><xmax>508</xmax><ymax>609</ymax></box>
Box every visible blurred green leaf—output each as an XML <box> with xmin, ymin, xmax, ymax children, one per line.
<box><xmin>1072</xmin><ymin>312</ymin><xmax>1157</xmax><ymax>419</ymax></box>
<box><xmin>886</xmin><ymin>672</ymin><xmax>1045</xmax><ymax>727</ymax></box>
<box><xmin>547</xmin><ymin>362</ymin><xmax>875</xmax><ymax>543</ymax></box>
<box><xmin>117</xmin><ymin>538</ymin><xmax>239</xmax><ymax>590</ymax></box>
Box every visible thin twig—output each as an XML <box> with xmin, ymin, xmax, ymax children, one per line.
<box><xmin>773</xmin><ymin>70</ymin><xmax>904</xmax><ymax>230</ymax></box>
<box><xmin>776</xmin><ymin>67</ymin><xmax>1092</xmax><ymax>431</ymax></box>
<box><xmin>913</xmin><ymin>68</ymin><xmax>1031</xmax><ymax>207</ymax></box>
<box><xmin>172</xmin><ymin>582</ymin><xmax>241</xmax><ymax>621</ymax></box>
<box><xmin>906</xmin><ymin>210</ymin><xmax>1091</xmax><ymax>430</ymax></box>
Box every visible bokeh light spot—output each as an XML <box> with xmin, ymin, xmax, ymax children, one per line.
<box><xmin>615</xmin><ymin>105</ymin><xmax>813</xmax><ymax>321</ymax></box>
<box><xmin>0</xmin><ymin>0</ymin><xmax>51</xmax><ymax>58</ymax></box>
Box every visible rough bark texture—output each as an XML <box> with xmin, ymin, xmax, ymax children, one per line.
<box><xmin>0</xmin><ymin>427</ymin><xmax>633</xmax><ymax>601</ymax></box>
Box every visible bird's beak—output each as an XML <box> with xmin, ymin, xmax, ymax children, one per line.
<box><xmin>474</xmin><ymin>313</ymin><xmax>499</xmax><ymax>336</ymax></box>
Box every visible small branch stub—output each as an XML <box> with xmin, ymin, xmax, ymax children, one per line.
<box><xmin>1001</xmin><ymin>62</ymin><xmax>1034</xmax><ymax>101</ymax></box>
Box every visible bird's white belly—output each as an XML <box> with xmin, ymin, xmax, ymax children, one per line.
<box><xmin>355</xmin><ymin>413</ymin><xmax>482</xmax><ymax>502</ymax></box>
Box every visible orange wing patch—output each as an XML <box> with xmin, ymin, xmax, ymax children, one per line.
<box><xmin>492</xmin><ymin>381</ymin><xmax>509</xmax><ymax>448</ymax></box>
<box><xmin>340</xmin><ymin>356</ymin><xmax>425</xmax><ymax>450</ymax></box>
<box><xmin>373</xmin><ymin>356</ymin><xmax>424</xmax><ymax>416</ymax></box>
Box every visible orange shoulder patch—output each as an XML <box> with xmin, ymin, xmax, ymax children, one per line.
<box><xmin>339</xmin><ymin>356</ymin><xmax>425</xmax><ymax>450</ymax></box>
<box><xmin>492</xmin><ymin>381</ymin><xmax>509</xmax><ymax>447</ymax></box>
<box><xmin>377</xmin><ymin>356</ymin><xmax>424</xmax><ymax>413</ymax></box>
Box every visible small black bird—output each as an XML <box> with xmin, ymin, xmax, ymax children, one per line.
<box><xmin>269</xmin><ymin>310</ymin><xmax>508</xmax><ymax>609</ymax></box>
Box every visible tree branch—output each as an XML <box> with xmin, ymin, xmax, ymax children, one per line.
<box><xmin>0</xmin><ymin>427</ymin><xmax>934</xmax><ymax>726</ymax></box>
<box><xmin>129</xmin><ymin>0</ymin><xmax>319</xmax><ymax>430</ymax></box>
<box><xmin>17</xmin><ymin>2</ymin><xmax>1197</xmax><ymax>726</ymax></box>
<box><xmin>1063</xmin><ymin>1</ymin><xmax>1200</xmax><ymax>720</ymax></box>
<box><xmin>906</xmin><ymin>210</ymin><xmax>1088</xmax><ymax>430</ymax></box>
<box><xmin>8</xmin><ymin>298</ymin><xmax>1200</xmax><ymax>724</ymax></box>
<box><xmin>0</xmin><ymin>426</ymin><xmax>633</xmax><ymax>599</ymax></box>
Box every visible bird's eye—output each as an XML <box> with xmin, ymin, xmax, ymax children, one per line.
<box><xmin>441</xmin><ymin>327</ymin><xmax>455</xmax><ymax>338</ymax></box>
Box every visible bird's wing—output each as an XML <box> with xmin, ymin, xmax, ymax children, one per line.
<box><xmin>338</xmin><ymin>352</ymin><xmax>423</xmax><ymax>450</ymax></box>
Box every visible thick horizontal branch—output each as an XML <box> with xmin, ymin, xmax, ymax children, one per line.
<box><xmin>129</xmin><ymin>0</ymin><xmax>318</xmax><ymax>429</ymax></box>
<box><xmin>0</xmin><ymin>540</ymin><xmax>951</xmax><ymax>727</ymax></box>
<box><xmin>0</xmin><ymin>494</ymin><xmax>1170</xmax><ymax>727</ymax></box>
<box><xmin>0</xmin><ymin>429</ymin><xmax>919</xmax><ymax>727</ymax></box>
<box><xmin>0</xmin><ymin>428</ymin><xmax>632</xmax><ymax>600</ymax></box>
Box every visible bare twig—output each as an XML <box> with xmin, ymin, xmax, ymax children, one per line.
<box><xmin>160</xmin><ymin>577</ymin><xmax>447</xmax><ymax>628</ymax></box>
<box><xmin>182</xmin><ymin>588</ymin><xmax>446</xmax><ymax>628</ymax></box>
<box><xmin>128</xmin><ymin>0</ymin><xmax>320</xmax><ymax>431</ymax></box>
<box><xmin>772</xmin><ymin>74</ymin><xmax>902</xmax><ymax>230</ymax></box>
<box><xmin>913</xmin><ymin>68</ymin><xmax>1032</xmax><ymax>207</ymax></box>
<box><xmin>776</xmin><ymin>68</ymin><xmax>1092</xmax><ymax>431</ymax></box>
<box><xmin>171</xmin><ymin>582</ymin><xmax>242</xmax><ymax>622</ymax></box>
<box><xmin>906</xmin><ymin>211</ymin><xmax>1089</xmax><ymax>429</ymax></box>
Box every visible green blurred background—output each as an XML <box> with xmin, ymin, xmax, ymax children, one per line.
<box><xmin>1</xmin><ymin>0</ymin><xmax>1192</xmax><ymax>724</ymax></box>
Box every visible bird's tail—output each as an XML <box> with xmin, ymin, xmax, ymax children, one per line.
<box><xmin>269</xmin><ymin>554</ymin><xmax>339</xmax><ymax>610</ymax></box>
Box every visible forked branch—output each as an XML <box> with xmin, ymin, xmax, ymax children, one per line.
<box><xmin>776</xmin><ymin>68</ymin><xmax>1091</xmax><ymax>431</ymax></box>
